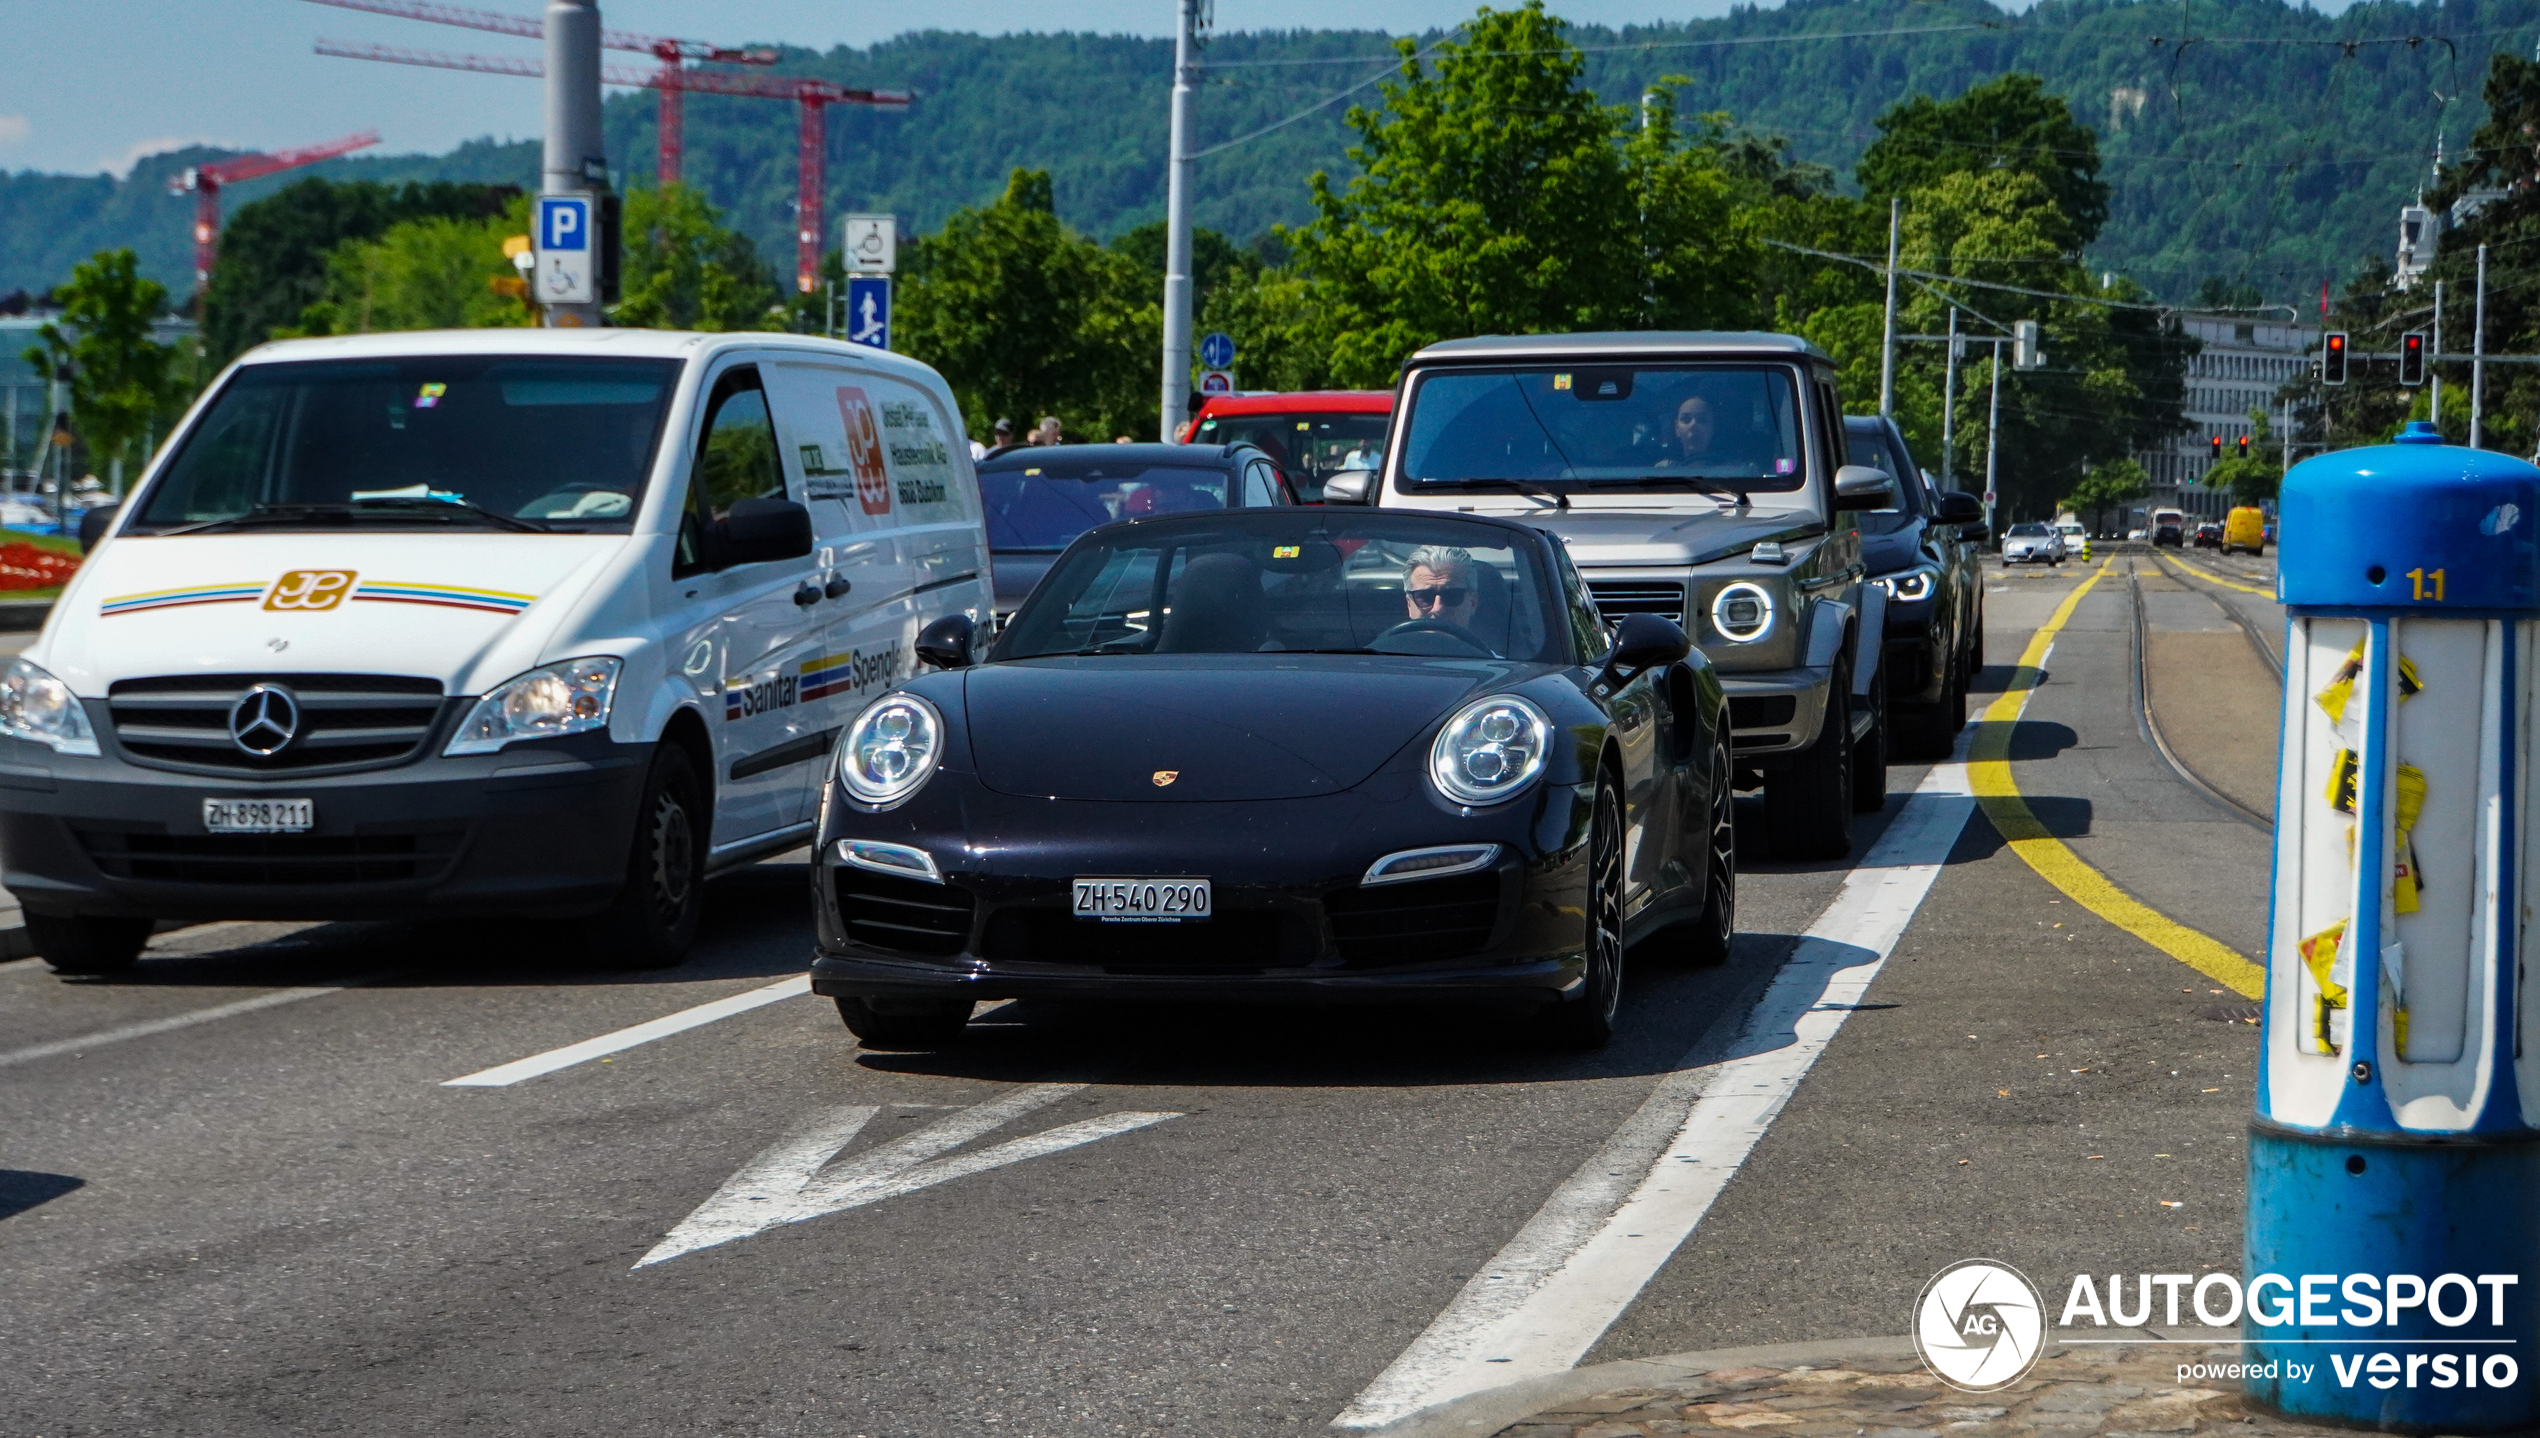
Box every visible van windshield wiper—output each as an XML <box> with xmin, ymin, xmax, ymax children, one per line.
<box><xmin>343</xmin><ymin>495</ymin><xmax>552</xmax><ymax>532</ymax></box>
<box><xmin>154</xmin><ymin>497</ymin><xmax>550</xmax><ymax>536</ymax></box>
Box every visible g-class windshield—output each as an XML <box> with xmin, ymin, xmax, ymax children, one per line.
<box><xmin>128</xmin><ymin>355</ymin><xmax>680</xmax><ymax>535</ymax></box>
<box><xmin>1396</xmin><ymin>364</ymin><xmax>1807</xmax><ymax>496</ymax></box>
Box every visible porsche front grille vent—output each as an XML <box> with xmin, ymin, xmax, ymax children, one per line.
<box><xmin>982</xmin><ymin>910</ymin><xmax>1289</xmax><ymax>972</ymax></box>
<box><xmin>1585</xmin><ymin>581</ymin><xmax>1686</xmax><ymax>625</ymax></box>
<box><xmin>836</xmin><ymin>870</ymin><xmax>976</xmax><ymax>956</ymax></box>
<box><xmin>107</xmin><ymin>673</ymin><xmax>445</xmax><ymax>773</ymax></box>
<box><xmin>1326</xmin><ymin>871</ymin><xmax>1502</xmax><ymax>966</ymax></box>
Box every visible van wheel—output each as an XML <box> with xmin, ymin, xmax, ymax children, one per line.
<box><xmin>835</xmin><ymin>996</ymin><xmax>974</xmax><ymax>1049</ymax></box>
<box><xmin>591</xmin><ymin>746</ymin><xmax>706</xmax><ymax>970</ymax></box>
<box><xmin>1764</xmin><ymin>657</ymin><xmax>1855</xmax><ymax>861</ymax></box>
<box><xmin>28</xmin><ymin>913</ymin><xmax>152</xmax><ymax>975</ymax></box>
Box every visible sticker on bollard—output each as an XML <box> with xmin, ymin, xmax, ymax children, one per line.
<box><xmin>2254</xmin><ymin>420</ymin><xmax>2540</xmax><ymax>1433</ymax></box>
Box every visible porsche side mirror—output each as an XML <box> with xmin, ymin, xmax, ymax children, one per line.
<box><xmin>1936</xmin><ymin>490</ymin><xmax>1984</xmax><ymax>525</ymax></box>
<box><xmin>1832</xmin><ymin>465</ymin><xmax>1895</xmax><ymax>512</ymax></box>
<box><xmin>1321</xmin><ymin>469</ymin><xmax>1374</xmax><ymax>505</ymax></box>
<box><xmin>710</xmin><ymin>497</ymin><xmax>814</xmax><ymax>567</ymax></box>
<box><xmin>1607</xmin><ymin>612</ymin><xmax>1692</xmax><ymax>673</ymax></box>
<box><xmin>915</xmin><ymin>613</ymin><xmax>977</xmax><ymax>670</ymax></box>
<box><xmin>77</xmin><ymin>503</ymin><xmax>120</xmax><ymax>554</ymax></box>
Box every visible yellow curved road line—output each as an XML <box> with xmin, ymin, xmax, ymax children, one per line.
<box><xmin>2162</xmin><ymin>551</ymin><xmax>2274</xmax><ymax>598</ymax></box>
<box><xmin>1966</xmin><ymin>561</ymin><xmax>2269</xmax><ymax>998</ymax></box>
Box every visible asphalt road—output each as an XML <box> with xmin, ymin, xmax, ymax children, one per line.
<box><xmin>1</xmin><ymin>554</ymin><xmax>2283</xmax><ymax>1437</ymax></box>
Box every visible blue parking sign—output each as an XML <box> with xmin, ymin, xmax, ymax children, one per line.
<box><xmin>846</xmin><ymin>276</ymin><xmax>891</xmax><ymax>351</ymax></box>
<box><xmin>537</xmin><ymin>196</ymin><xmax>589</xmax><ymax>251</ymax></box>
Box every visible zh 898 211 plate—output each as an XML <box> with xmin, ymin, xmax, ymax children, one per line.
<box><xmin>1071</xmin><ymin>878</ymin><xmax>1211</xmax><ymax>923</ymax></box>
<box><xmin>203</xmin><ymin>798</ymin><xmax>314</xmax><ymax>833</ymax></box>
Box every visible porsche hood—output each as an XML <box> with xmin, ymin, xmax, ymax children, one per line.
<box><xmin>959</xmin><ymin>656</ymin><xmax>1532</xmax><ymax>802</ymax></box>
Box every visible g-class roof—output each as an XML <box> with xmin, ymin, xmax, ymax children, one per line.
<box><xmin>1405</xmin><ymin>331</ymin><xmax>1832</xmax><ymax>364</ymax></box>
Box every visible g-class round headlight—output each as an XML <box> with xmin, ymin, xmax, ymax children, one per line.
<box><xmin>1710</xmin><ymin>582</ymin><xmax>1776</xmax><ymax>643</ymax></box>
<box><xmin>837</xmin><ymin>693</ymin><xmax>944</xmax><ymax>806</ymax></box>
<box><xmin>1428</xmin><ymin>695</ymin><xmax>1551</xmax><ymax>807</ymax></box>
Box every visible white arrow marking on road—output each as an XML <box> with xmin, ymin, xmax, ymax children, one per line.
<box><xmin>636</xmin><ymin>1082</ymin><xmax>1182</xmax><ymax>1267</ymax></box>
<box><xmin>1335</xmin><ymin>755</ymin><xmax>1979</xmax><ymax>1429</ymax></box>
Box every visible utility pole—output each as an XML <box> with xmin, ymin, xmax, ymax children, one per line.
<box><xmin>2431</xmin><ymin>279</ymin><xmax>2443</xmax><ymax>428</ymax></box>
<box><xmin>542</xmin><ymin>0</ymin><xmax>607</xmax><ymax>327</ymax></box>
<box><xmin>2471</xmin><ymin>244</ymin><xmax>2488</xmax><ymax>449</ymax></box>
<box><xmin>1940</xmin><ymin>310</ymin><xmax>1959</xmax><ymax>487</ymax></box>
<box><xmin>1157</xmin><ymin>0</ymin><xmax>1201</xmax><ymax>440</ymax></box>
<box><xmin>1984</xmin><ymin>340</ymin><xmax>2002</xmax><ymax>532</ymax></box>
<box><xmin>1878</xmin><ymin>197</ymin><xmax>1901</xmax><ymax>417</ymax></box>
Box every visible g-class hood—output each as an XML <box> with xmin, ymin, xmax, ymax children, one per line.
<box><xmin>37</xmin><ymin>533</ymin><xmax>627</xmax><ymax>697</ymax></box>
<box><xmin>1513</xmin><ymin>509</ymin><xmax>1826</xmax><ymax>569</ymax></box>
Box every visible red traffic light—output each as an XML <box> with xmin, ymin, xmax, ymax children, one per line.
<box><xmin>2400</xmin><ymin>331</ymin><xmax>2426</xmax><ymax>386</ymax></box>
<box><xmin>2324</xmin><ymin>331</ymin><xmax>2349</xmax><ymax>385</ymax></box>
<box><xmin>2237</xmin><ymin>436</ymin><xmax>2251</xmax><ymax>457</ymax></box>
<box><xmin>2211</xmin><ymin>436</ymin><xmax>2224</xmax><ymax>458</ymax></box>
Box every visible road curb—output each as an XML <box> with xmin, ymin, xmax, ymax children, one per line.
<box><xmin>1342</xmin><ymin>1329</ymin><xmax>2247</xmax><ymax>1438</ymax></box>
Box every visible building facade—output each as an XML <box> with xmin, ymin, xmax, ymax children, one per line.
<box><xmin>2134</xmin><ymin>314</ymin><xmax>2313</xmax><ymax>523</ymax></box>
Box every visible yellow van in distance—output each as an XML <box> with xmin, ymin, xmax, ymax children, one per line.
<box><xmin>2224</xmin><ymin>506</ymin><xmax>2267</xmax><ymax>555</ymax></box>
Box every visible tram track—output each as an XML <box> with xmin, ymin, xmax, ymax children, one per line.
<box><xmin>2124</xmin><ymin>552</ymin><xmax>2274</xmax><ymax>831</ymax></box>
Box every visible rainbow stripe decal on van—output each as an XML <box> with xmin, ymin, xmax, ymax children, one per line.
<box><xmin>99</xmin><ymin>583</ymin><xmax>267</xmax><ymax>616</ymax></box>
<box><xmin>350</xmin><ymin>582</ymin><xmax>536</xmax><ymax>615</ymax></box>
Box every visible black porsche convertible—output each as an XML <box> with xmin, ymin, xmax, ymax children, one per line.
<box><xmin>809</xmin><ymin>507</ymin><xmax>1735</xmax><ymax>1049</ymax></box>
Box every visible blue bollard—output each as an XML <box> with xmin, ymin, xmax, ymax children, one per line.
<box><xmin>2248</xmin><ymin>420</ymin><xmax>2540</xmax><ymax>1431</ymax></box>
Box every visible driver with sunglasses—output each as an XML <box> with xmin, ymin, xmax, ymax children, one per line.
<box><xmin>1401</xmin><ymin>544</ymin><xmax>1481</xmax><ymax>630</ymax></box>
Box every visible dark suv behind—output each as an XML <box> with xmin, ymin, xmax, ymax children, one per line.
<box><xmin>1843</xmin><ymin>415</ymin><xmax>1986</xmax><ymax>759</ymax></box>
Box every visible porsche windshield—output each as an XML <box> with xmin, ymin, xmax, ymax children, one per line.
<box><xmin>1397</xmin><ymin>363</ymin><xmax>1807</xmax><ymax>493</ymax></box>
<box><xmin>997</xmin><ymin>513</ymin><xmax>1569</xmax><ymax>663</ymax></box>
<box><xmin>127</xmin><ymin>355</ymin><xmax>679</xmax><ymax>535</ymax></box>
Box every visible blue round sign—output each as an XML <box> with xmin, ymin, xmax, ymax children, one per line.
<box><xmin>1199</xmin><ymin>331</ymin><xmax>1236</xmax><ymax>370</ymax></box>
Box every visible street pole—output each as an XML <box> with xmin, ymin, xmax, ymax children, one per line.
<box><xmin>1984</xmin><ymin>339</ymin><xmax>2002</xmax><ymax>532</ymax></box>
<box><xmin>2431</xmin><ymin>279</ymin><xmax>2444</xmax><ymax>428</ymax></box>
<box><xmin>2471</xmin><ymin>244</ymin><xmax>2488</xmax><ymax>449</ymax></box>
<box><xmin>1878</xmin><ymin>197</ymin><xmax>1900</xmax><ymax>417</ymax></box>
<box><xmin>1940</xmin><ymin>309</ymin><xmax>1959</xmax><ymax>487</ymax></box>
<box><xmin>542</xmin><ymin>0</ymin><xmax>606</xmax><ymax>328</ymax></box>
<box><xmin>1157</xmin><ymin>0</ymin><xmax>1200</xmax><ymax>440</ymax></box>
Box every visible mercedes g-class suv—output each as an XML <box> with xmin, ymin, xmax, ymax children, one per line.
<box><xmin>1334</xmin><ymin>332</ymin><xmax>1894</xmax><ymax>860</ymax></box>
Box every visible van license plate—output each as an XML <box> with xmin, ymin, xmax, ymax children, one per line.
<box><xmin>203</xmin><ymin>798</ymin><xmax>313</xmax><ymax>834</ymax></box>
<box><xmin>1072</xmin><ymin>878</ymin><xmax>1210</xmax><ymax>923</ymax></box>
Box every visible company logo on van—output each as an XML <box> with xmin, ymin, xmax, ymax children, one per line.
<box><xmin>835</xmin><ymin>387</ymin><xmax>893</xmax><ymax>516</ymax></box>
<box><xmin>723</xmin><ymin>642</ymin><xmax>906</xmax><ymax>719</ymax></box>
<box><xmin>265</xmin><ymin>569</ymin><xmax>358</xmax><ymax>611</ymax></box>
<box><xmin>102</xmin><ymin>576</ymin><xmax>536</xmax><ymax>619</ymax></box>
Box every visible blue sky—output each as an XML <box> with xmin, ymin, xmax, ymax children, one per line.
<box><xmin>4</xmin><ymin>0</ymin><xmax>1782</xmax><ymax>176</ymax></box>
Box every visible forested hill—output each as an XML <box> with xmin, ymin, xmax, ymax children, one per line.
<box><xmin>2</xmin><ymin>0</ymin><xmax>2521</xmax><ymax>305</ymax></box>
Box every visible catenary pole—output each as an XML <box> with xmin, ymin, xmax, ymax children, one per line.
<box><xmin>2472</xmin><ymin>244</ymin><xmax>2488</xmax><ymax>449</ymax></box>
<box><xmin>2431</xmin><ymin>279</ymin><xmax>2444</xmax><ymax>428</ymax></box>
<box><xmin>1158</xmin><ymin>0</ymin><xmax>1200</xmax><ymax>440</ymax></box>
<box><xmin>1878</xmin><ymin>197</ymin><xmax>1900</xmax><ymax>417</ymax></box>
<box><xmin>542</xmin><ymin>0</ymin><xmax>606</xmax><ymax>327</ymax></box>
<box><xmin>1940</xmin><ymin>309</ymin><xmax>1958</xmax><ymax>487</ymax></box>
<box><xmin>1984</xmin><ymin>340</ymin><xmax>2002</xmax><ymax>531</ymax></box>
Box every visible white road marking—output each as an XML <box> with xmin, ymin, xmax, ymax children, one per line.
<box><xmin>1335</xmin><ymin>757</ymin><xmax>1978</xmax><ymax>1429</ymax></box>
<box><xmin>638</xmin><ymin>1082</ymin><xmax>1181</xmax><ymax>1267</ymax></box>
<box><xmin>0</xmin><ymin>985</ymin><xmax>352</xmax><ymax>1070</ymax></box>
<box><xmin>442</xmin><ymin>975</ymin><xmax>812</xmax><ymax>1087</ymax></box>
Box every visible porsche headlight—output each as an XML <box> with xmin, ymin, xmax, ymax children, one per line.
<box><xmin>1879</xmin><ymin>566</ymin><xmax>1937</xmax><ymax>604</ymax></box>
<box><xmin>837</xmin><ymin>693</ymin><xmax>944</xmax><ymax>807</ymax></box>
<box><xmin>0</xmin><ymin>657</ymin><xmax>99</xmax><ymax>756</ymax></box>
<box><xmin>1709</xmin><ymin>581</ymin><xmax>1776</xmax><ymax>644</ymax></box>
<box><xmin>445</xmin><ymin>657</ymin><xmax>621</xmax><ymax>755</ymax></box>
<box><xmin>1428</xmin><ymin>695</ymin><xmax>1551</xmax><ymax>807</ymax></box>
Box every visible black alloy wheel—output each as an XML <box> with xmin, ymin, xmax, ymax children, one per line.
<box><xmin>1763</xmin><ymin>655</ymin><xmax>1855</xmax><ymax>861</ymax></box>
<box><xmin>1543</xmin><ymin>776</ymin><xmax>1627</xmax><ymax>1050</ymax></box>
<box><xmin>835</xmin><ymin>995</ymin><xmax>976</xmax><ymax>1049</ymax></box>
<box><xmin>1893</xmin><ymin>645</ymin><xmax>1957</xmax><ymax>761</ymax></box>
<box><xmin>1688</xmin><ymin>737</ymin><xmax>1737</xmax><ymax>968</ymax></box>
<box><xmin>1851</xmin><ymin>658</ymin><xmax>1889</xmax><ymax>812</ymax></box>
<box><xmin>592</xmin><ymin>746</ymin><xmax>707</xmax><ymax>969</ymax></box>
<box><xmin>28</xmin><ymin>913</ymin><xmax>152</xmax><ymax>976</ymax></box>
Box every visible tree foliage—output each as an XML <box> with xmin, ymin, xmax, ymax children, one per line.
<box><xmin>614</xmin><ymin>184</ymin><xmax>781</xmax><ymax>332</ymax></box>
<box><xmin>285</xmin><ymin>197</ymin><xmax>534</xmax><ymax>337</ymax></box>
<box><xmin>21</xmin><ymin>249</ymin><xmax>183</xmax><ymax>484</ymax></box>
<box><xmin>1857</xmin><ymin>73</ymin><xmax>2110</xmax><ymax>248</ymax></box>
<box><xmin>2061</xmin><ymin>456</ymin><xmax>2149</xmax><ymax>526</ymax></box>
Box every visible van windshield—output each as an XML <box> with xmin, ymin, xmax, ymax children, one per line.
<box><xmin>127</xmin><ymin>355</ymin><xmax>679</xmax><ymax>535</ymax></box>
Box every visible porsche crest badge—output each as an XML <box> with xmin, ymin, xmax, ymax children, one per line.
<box><xmin>1152</xmin><ymin>770</ymin><xmax>1179</xmax><ymax>787</ymax></box>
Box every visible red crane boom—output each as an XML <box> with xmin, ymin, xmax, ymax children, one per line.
<box><xmin>170</xmin><ymin>128</ymin><xmax>382</xmax><ymax>290</ymax></box>
<box><xmin>298</xmin><ymin>0</ymin><xmax>777</xmax><ymax>185</ymax></box>
<box><xmin>315</xmin><ymin>39</ymin><xmax>910</xmax><ymax>293</ymax></box>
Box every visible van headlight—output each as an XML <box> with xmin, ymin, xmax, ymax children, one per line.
<box><xmin>1428</xmin><ymin>694</ymin><xmax>1550</xmax><ymax>807</ymax></box>
<box><xmin>1709</xmin><ymin>582</ymin><xmax>1776</xmax><ymax>643</ymax></box>
<box><xmin>445</xmin><ymin>657</ymin><xmax>621</xmax><ymax>755</ymax></box>
<box><xmin>1878</xmin><ymin>566</ymin><xmax>1937</xmax><ymax>604</ymax></box>
<box><xmin>837</xmin><ymin>693</ymin><xmax>944</xmax><ymax>807</ymax></box>
<box><xmin>0</xmin><ymin>657</ymin><xmax>100</xmax><ymax>756</ymax></box>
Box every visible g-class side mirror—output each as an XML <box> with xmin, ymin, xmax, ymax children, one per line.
<box><xmin>77</xmin><ymin>504</ymin><xmax>120</xmax><ymax>554</ymax></box>
<box><xmin>710</xmin><ymin>497</ymin><xmax>814</xmax><ymax>567</ymax></box>
<box><xmin>1832</xmin><ymin>465</ymin><xmax>1896</xmax><ymax>511</ymax></box>
<box><xmin>1607</xmin><ymin>611</ymin><xmax>1692</xmax><ymax>673</ymax></box>
<box><xmin>1321</xmin><ymin>469</ymin><xmax>1375</xmax><ymax>505</ymax></box>
<box><xmin>1936</xmin><ymin>490</ymin><xmax>1984</xmax><ymax>526</ymax></box>
<box><xmin>915</xmin><ymin>613</ymin><xmax>977</xmax><ymax>670</ymax></box>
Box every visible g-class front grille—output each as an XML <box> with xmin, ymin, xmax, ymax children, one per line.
<box><xmin>107</xmin><ymin>674</ymin><xmax>446</xmax><ymax>773</ymax></box>
<box><xmin>1585</xmin><ymin>581</ymin><xmax>1686</xmax><ymax>625</ymax></box>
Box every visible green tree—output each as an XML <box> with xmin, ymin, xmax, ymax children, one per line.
<box><xmin>22</xmin><ymin>248</ymin><xmax>180</xmax><ymax>489</ymax></box>
<box><xmin>2202</xmin><ymin>411</ymin><xmax>2281</xmax><ymax>503</ymax></box>
<box><xmin>288</xmin><ymin>197</ymin><xmax>533</xmax><ymax>336</ymax></box>
<box><xmin>614</xmin><ymin>184</ymin><xmax>781</xmax><ymax>331</ymax></box>
<box><xmin>1195</xmin><ymin>267</ymin><xmax>1336</xmax><ymax>394</ymax></box>
<box><xmin>1856</xmin><ymin>73</ymin><xmax>2110</xmax><ymax>248</ymax></box>
<box><xmin>895</xmin><ymin>169</ymin><xmax>1161</xmax><ymax>441</ymax></box>
<box><xmin>2060</xmin><ymin>456</ymin><xmax>2149</xmax><ymax>530</ymax></box>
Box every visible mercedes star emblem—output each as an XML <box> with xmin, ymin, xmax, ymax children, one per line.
<box><xmin>228</xmin><ymin>685</ymin><xmax>301</xmax><ymax>756</ymax></box>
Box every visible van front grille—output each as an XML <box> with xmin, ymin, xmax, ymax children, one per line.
<box><xmin>75</xmin><ymin>829</ymin><xmax>463</xmax><ymax>886</ymax></box>
<box><xmin>1585</xmin><ymin>581</ymin><xmax>1686</xmax><ymax>625</ymax></box>
<box><xmin>107</xmin><ymin>673</ymin><xmax>446</xmax><ymax>773</ymax></box>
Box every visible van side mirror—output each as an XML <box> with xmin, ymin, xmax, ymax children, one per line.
<box><xmin>1321</xmin><ymin>469</ymin><xmax>1374</xmax><ymax>505</ymax></box>
<box><xmin>1832</xmin><ymin>465</ymin><xmax>1895</xmax><ymax>511</ymax></box>
<box><xmin>1607</xmin><ymin>612</ymin><xmax>1692</xmax><ymax>673</ymax></box>
<box><xmin>1936</xmin><ymin>490</ymin><xmax>1984</xmax><ymax>526</ymax></box>
<box><xmin>915</xmin><ymin>613</ymin><xmax>977</xmax><ymax>670</ymax></box>
<box><xmin>77</xmin><ymin>504</ymin><xmax>120</xmax><ymax>554</ymax></box>
<box><xmin>709</xmin><ymin>497</ymin><xmax>813</xmax><ymax>568</ymax></box>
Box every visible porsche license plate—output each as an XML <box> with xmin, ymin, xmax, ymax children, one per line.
<box><xmin>203</xmin><ymin>798</ymin><xmax>313</xmax><ymax>834</ymax></box>
<box><xmin>1072</xmin><ymin>878</ymin><xmax>1211</xmax><ymax>923</ymax></box>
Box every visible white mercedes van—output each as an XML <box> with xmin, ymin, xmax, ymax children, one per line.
<box><xmin>0</xmin><ymin>329</ymin><xmax>990</xmax><ymax>973</ymax></box>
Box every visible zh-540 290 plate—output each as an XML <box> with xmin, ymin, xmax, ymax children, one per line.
<box><xmin>1071</xmin><ymin>878</ymin><xmax>1211</xmax><ymax>924</ymax></box>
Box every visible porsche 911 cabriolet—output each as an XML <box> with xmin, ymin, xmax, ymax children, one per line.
<box><xmin>809</xmin><ymin>507</ymin><xmax>1734</xmax><ymax>1049</ymax></box>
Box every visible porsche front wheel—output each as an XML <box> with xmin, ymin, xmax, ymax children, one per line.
<box><xmin>1543</xmin><ymin>776</ymin><xmax>1627</xmax><ymax>1050</ymax></box>
<box><xmin>1688</xmin><ymin>738</ymin><xmax>1736</xmax><ymax>968</ymax></box>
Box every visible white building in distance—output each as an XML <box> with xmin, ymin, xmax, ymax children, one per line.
<box><xmin>2134</xmin><ymin>313</ymin><xmax>2314</xmax><ymax>523</ymax></box>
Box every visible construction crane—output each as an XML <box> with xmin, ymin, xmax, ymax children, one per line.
<box><xmin>317</xmin><ymin>40</ymin><xmax>911</xmax><ymax>294</ymax></box>
<box><xmin>171</xmin><ymin>129</ymin><xmax>382</xmax><ymax>290</ymax></box>
<box><xmin>299</xmin><ymin>0</ymin><xmax>777</xmax><ymax>186</ymax></box>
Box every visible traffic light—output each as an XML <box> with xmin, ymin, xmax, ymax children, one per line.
<box><xmin>2237</xmin><ymin>436</ymin><xmax>2252</xmax><ymax>459</ymax></box>
<box><xmin>2323</xmin><ymin>331</ymin><xmax>2348</xmax><ymax>385</ymax></box>
<box><xmin>2400</xmin><ymin>331</ymin><xmax>2426</xmax><ymax>387</ymax></box>
<box><xmin>2012</xmin><ymin>319</ymin><xmax>2044</xmax><ymax>370</ymax></box>
<box><xmin>2211</xmin><ymin>436</ymin><xmax>2224</xmax><ymax>464</ymax></box>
